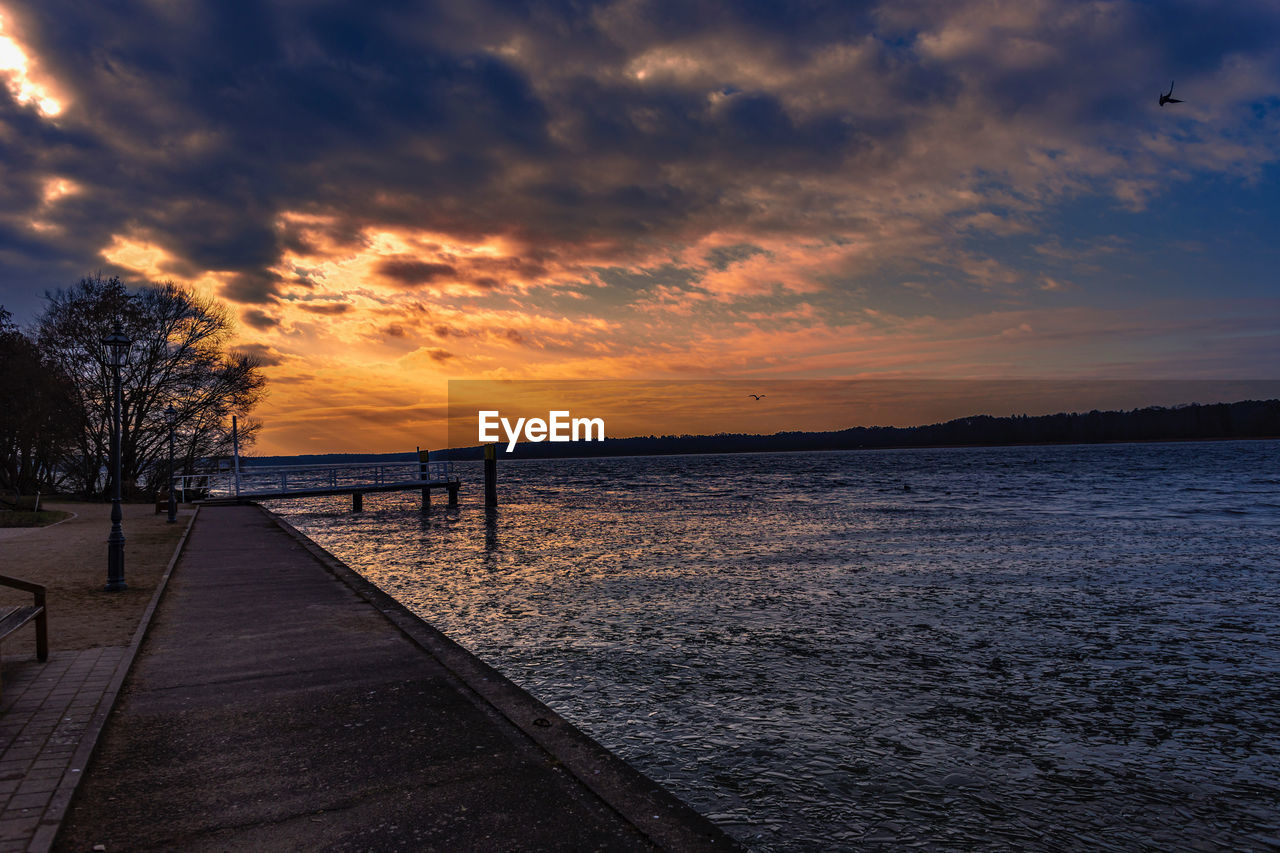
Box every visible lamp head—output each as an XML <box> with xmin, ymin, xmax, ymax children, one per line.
<box><xmin>101</xmin><ymin>321</ymin><xmax>133</xmax><ymax>367</ymax></box>
<box><xmin>164</xmin><ymin>404</ymin><xmax>177</xmax><ymax>425</ymax></box>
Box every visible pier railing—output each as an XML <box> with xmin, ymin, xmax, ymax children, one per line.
<box><xmin>175</xmin><ymin>460</ymin><xmax>456</xmax><ymax>501</ymax></box>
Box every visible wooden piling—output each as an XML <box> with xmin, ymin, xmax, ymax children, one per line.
<box><xmin>484</xmin><ymin>444</ymin><xmax>497</xmax><ymax>507</ymax></box>
<box><xmin>419</xmin><ymin>448</ymin><xmax>431</xmax><ymax>513</ymax></box>
<box><xmin>352</xmin><ymin>492</ymin><xmax>363</xmax><ymax>512</ymax></box>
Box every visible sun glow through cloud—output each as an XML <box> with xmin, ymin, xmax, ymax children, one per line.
<box><xmin>0</xmin><ymin>11</ymin><xmax>61</xmax><ymax>115</ymax></box>
<box><xmin>100</xmin><ymin>235</ymin><xmax>180</xmax><ymax>282</ymax></box>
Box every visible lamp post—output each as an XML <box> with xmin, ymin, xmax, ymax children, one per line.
<box><xmin>102</xmin><ymin>321</ymin><xmax>132</xmax><ymax>592</ymax></box>
<box><xmin>164</xmin><ymin>404</ymin><xmax>177</xmax><ymax>523</ymax></box>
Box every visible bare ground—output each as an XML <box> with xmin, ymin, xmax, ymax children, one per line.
<box><xmin>0</xmin><ymin>501</ymin><xmax>191</xmax><ymax>657</ymax></box>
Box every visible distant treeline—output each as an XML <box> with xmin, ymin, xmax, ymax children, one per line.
<box><xmin>242</xmin><ymin>399</ymin><xmax>1279</xmax><ymax>466</ymax></box>
<box><xmin>431</xmin><ymin>398</ymin><xmax>1280</xmax><ymax>461</ymax></box>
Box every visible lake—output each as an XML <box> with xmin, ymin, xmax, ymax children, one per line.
<box><xmin>266</xmin><ymin>440</ymin><xmax>1280</xmax><ymax>851</ymax></box>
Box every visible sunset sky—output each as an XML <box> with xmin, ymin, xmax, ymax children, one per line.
<box><xmin>1</xmin><ymin>1</ymin><xmax>1278</xmax><ymax>454</ymax></box>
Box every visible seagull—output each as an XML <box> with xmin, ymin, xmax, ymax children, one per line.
<box><xmin>748</xmin><ymin>394</ymin><xmax>766</xmax><ymax>400</ymax></box>
<box><xmin>1159</xmin><ymin>80</ymin><xmax>1183</xmax><ymax>107</ymax></box>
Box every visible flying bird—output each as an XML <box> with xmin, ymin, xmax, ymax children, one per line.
<box><xmin>748</xmin><ymin>394</ymin><xmax>766</xmax><ymax>400</ymax></box>
<box><xmin>1159</xmin><ymin>80</ymin><xmax>1183</xmax><ymax>107</ymax></box>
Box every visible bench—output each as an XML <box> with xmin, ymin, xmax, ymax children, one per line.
<box><xmin>0</xmin><ymin>575</ymin><xmax>48</xmax><ymax>694</ymax></box>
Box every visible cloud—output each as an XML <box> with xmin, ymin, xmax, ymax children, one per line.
<box><xmin>377</xmin><ymin>259</ymin><xmax>459</xmax><ymax>288</ymax></box>
<box><xmin>242</xmin><ymin>308</ymin><xmax>280</xmax><ymax>330</ymax></box>
<box><xmin>2</xmin><ymin>0</ymin><xmax>1278</xmax><ymax>451</ymax></box>
<box><xmin>222</xmin><ymin>270</ymin><xmax>286</xmax><ymax>305</ymax></box>
<box><xmin>232</xmin><ymin>342</ymin><xmax>287</xmax><ymax>366</ymax></box>
<box><xmin>3</xmin><ymin>2</ymin><xmax>1274</xmax><ymax>305</ymax></box>
<box><xmin>295</xmin><ymin>301</ymin><xmax>352</xmax><ymax>315</ymax></box>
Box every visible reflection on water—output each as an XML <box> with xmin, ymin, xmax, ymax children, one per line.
<box><xmin>268</xmin><ymin>440</ymin><xmax>1280</xmax><ymax>851</ymax></box>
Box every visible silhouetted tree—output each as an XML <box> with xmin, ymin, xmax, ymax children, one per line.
<box><xmin>36</xmin><ymin>275</ymin><xmax>266</xmax><ymax>498</ymax></box>
<box><xmin>0</xmin><ymin>307</ymin><xmax>82</xmax><ymax>496</ymax></box>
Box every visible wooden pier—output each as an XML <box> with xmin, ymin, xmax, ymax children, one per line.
<box><xmin>192</xmin><ymin>455</ymin><xmax>461</xmax><ymax>513</ymax></box>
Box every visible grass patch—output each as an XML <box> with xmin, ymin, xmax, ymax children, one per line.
<box><xmin>0</xmin><ymin>509</ymin><xmax>73</xmax><ymax>528</ymax></box>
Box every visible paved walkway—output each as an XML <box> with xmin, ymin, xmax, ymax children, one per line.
<box><xmin>54</xmin><ymin>504</ymin><xmax>736</xmax><ymax>851</ymax></box>
<box><xmin>0</xmin><ymin>649</ymin><xmax>126</xmax><ymax>853</ymax></box>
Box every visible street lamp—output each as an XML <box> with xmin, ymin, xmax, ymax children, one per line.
<box><xmin>164</xmin><ymin>404</ymin><xmax>177</xmax><ymax>523</ymax></box>
<box><xmin>102</xmin><ymin>321</ymin><xmax>132</xmax><ymax>591</ymax></box>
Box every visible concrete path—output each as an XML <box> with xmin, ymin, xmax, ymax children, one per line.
<box><xmin>54</xmin><ymin>504</ymin><xmax>735</xmax><ymax>851</ymax></box>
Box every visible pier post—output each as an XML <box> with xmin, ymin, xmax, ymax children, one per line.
<box><xmin>419</xmin><ymin>448</ymin><xmax>431</xmax><ymax>513</ymax></box>
<box><xmin>232</xmin><ymin>415</ymin><xmax>241</xmax><ymax>499</ymax></box>
<box><xmin>447</xmin><ymin>483</ymin><xmax>459</xmax><ymax>506</ymax></box>
<box><xmin>352</xmin><ymin>492</ymin><xmax>363</xmax><ymax>512</ymax></box>
<box><xmin>484</xmin><ymin>444</ymin><xmax>497</xmax><ymax>507</ymax></box>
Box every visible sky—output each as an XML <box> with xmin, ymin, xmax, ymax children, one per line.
<box><xmin>446</xmin><ymin>379</ymin><xmax>1280</xmax><ymax>448</ymax></box>
<box><xmin>1</xmin><ymin>0</ymin><xmax>1278</xmax><ymax>454</ymax></box>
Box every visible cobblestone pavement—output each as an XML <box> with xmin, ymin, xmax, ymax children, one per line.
<box><xmin>0</xmin><ymin>649</ymin><xmax>127</xmax><ymax>853</ymax></box>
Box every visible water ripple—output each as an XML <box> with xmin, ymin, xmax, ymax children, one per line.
<box><xmin>270</xmin><ymin>440</ymin><xmax>1280</xmax><ymax>851</ymax></box>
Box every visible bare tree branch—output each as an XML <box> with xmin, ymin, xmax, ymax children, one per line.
<box><xmin>35</xmin><ymin>275</ymin><xmax>267</xmax><ymax>498</ymax></box>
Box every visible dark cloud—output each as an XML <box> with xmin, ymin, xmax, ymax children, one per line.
<box><xmin>296</xmin><ymin>301</ymin><xmax>352</xmax><ymax>315</ymax></box>
<box><xmin>0</xmin><ymin>0</ymin><xmax>883</xmax><ymax>273</ymax></box>
<box><xmin>589</xmin><ymin>0</ymin><xmax>877</xmax><ymax>48</ymax></box>
<box><xmin>1</xmin><ymin>0</ymin><xmax>554</xmax><ymax>309</ymax></box>
<box><xmin>0</xmin><ymin>0</ymin><xmax>1278</xmax><ymax>325</ymax></box>
<box><xmin>242</xmin><ymin>308</ymin><xmax>281</xmax><ymax>329</ymax></box>
<box><xmin>268</xmin><ymin>373</ymin><xmax>317</xmax><ymax>385</ymax></box>
<box><xmin>706</xmin><ymin>244</ymin><xmax>767</xmax><ymax>271</ymax></box>
<box><xmin>232</xmin><ymin>342</ymin><xmax>287</xmax><ymax>365</ymax></box>
<box><xmin>377</xmin><ymin>260</ymin><xmax>458</xmax><ymax>287</ymax></box>
<box><xmin>223</xmin><ymin>271</ymin><xmax>286</xmax><ymax>305</ymax></box>
<box><xmin>1134</xmin><ymin>1</ymin><xmax>1280</xmax><ymax>71</ymax></box>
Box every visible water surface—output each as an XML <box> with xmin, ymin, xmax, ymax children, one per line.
<box><xmin>268</xmin><ymin>441</ymin><xmax>1280</xmax><ymax>851</ymax></box>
